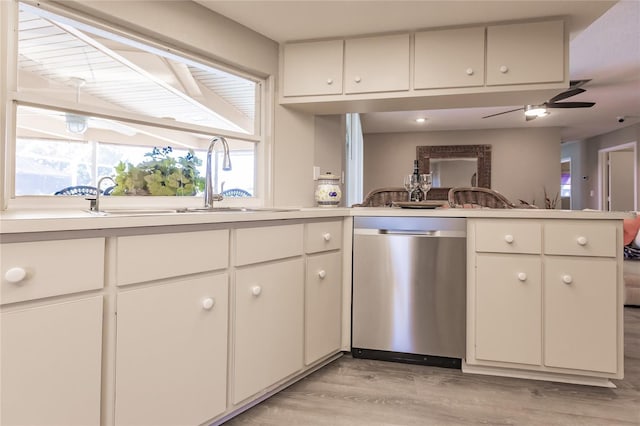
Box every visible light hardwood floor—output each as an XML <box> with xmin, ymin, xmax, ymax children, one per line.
<box><xmin>226</xmin><ymin>308</ymin><xmax>640</xmax><ymax>425</ymax></box>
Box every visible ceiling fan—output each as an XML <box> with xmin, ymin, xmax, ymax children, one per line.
<box><xmin>482</xmin><ymin>79</ymin><xmax>596</xmax><ymax>121</ymax></box>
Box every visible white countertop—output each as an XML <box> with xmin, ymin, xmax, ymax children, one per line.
<box><xmin>0</xmin><ymin>206</ymin><xmax>633</xmax><ymax>235</ymax></box>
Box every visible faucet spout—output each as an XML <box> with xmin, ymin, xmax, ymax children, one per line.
<box><xmin>91</xmin><ymin>176</ymin><xmax>116</xmax><ymax>213</ymax></box>
<box><xmin>204</xmin><ymin>136</ymin><xmax>232</xmax><ymax>208</ymax></box>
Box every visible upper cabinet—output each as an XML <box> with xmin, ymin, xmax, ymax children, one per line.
<box><xmin>414</xmin><ymin>27</ymin><xmax>485</xmax><ymax>89</ymax></box>
<box><xmin>282</xmin><ymin>40</ymin><xmax>344</xmax><ymax>97</ymax></box>
<box><xmin>280</xmin><ymin>19</ymin><xmax>567</xmax><ymax>111</ymax></box>
<box><xmin>344</xmin><ymin>34</ymin><xmax>410</xmax><ymax>94</ymax></box>
<box><xmin>486</xmin><ymin>20</ymin><xmax>565</xmax><ymax>86</ymax></box>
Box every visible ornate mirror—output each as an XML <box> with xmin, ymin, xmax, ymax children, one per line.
<box><xmin>416</xmin><ymin>144</ymin><xmax>492</xmax><ymax>200</ymax></box>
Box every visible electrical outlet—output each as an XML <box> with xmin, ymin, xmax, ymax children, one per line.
<box><xmin>313</xmin><ymin>166</ymin><xmax>320</xmax><ymax>180</ymax></box>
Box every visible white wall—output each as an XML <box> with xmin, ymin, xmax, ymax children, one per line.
<box><xmin>363</xmin><ymin>127</ymin><xmax>561</xmax><ymax>207</ymax></box>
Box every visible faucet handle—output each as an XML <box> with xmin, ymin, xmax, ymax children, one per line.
<box><xmin>86</xmin><ymin>197</ymin><xmax>97</xmax><ymax>211</ymax></box>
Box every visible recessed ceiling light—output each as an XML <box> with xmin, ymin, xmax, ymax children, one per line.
<box><xmin>415</xmin><ymin>117</ymin><xmax>426</xmax><ymax>123</ymax></box>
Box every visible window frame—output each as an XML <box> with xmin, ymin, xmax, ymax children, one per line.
<box><xmin>1</xmin><ymin>0</ymin><xmax>272</xmax><ymax>210</ymax></box>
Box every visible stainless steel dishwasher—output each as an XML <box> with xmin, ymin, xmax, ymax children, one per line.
<box><xmin>352</xmin><ymin>216</ymin><xmax>466</xmax><ymax>368</ymax></box>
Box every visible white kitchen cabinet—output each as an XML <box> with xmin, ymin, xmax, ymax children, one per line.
<box><xmin>115</xmin><ymin>274</ymin><xmax>228</xmax><ymax>426</ymax></box>
<box><xmin>305</xmin><ymin>251</ymin><xmax>342</xmax><ymax>365</ymax></box>
<box><xmin>414</xmin><ymin>26</ymin><xmax>485</xmax><ymax>89</ymax></box>
<box><xmin>282</xmin><ymin>40</ymin><xmax>344</xmax><ymax>97</ymax></box>
<box><xmin>344</xmin><ymin>33</ymin><xmax>410</xmax><ymax>94</ymax></box>
<box><xmin>233</xmin><ymin>258</ymin><xmax>304</xmax><ymax>404</ymax></box>
<box><xmin>486</xmin><ymin>20</ymin><xmax>565</xmax><ymax>86</ymax></box>
<box><xmin>466</xmin><ymin>218</ymin><xmax>623</xmax><ymax>386</ymax></box>
<box><xmin>1</xmin><ymin>296</ymin><xmax>103</xmax><ymax>426</ymax></box>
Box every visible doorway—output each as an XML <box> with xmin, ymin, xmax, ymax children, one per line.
<box><xmin>561</xmin><ymin>158</ymin><xmax>571</xmax><ymax>209</ymax></box>
<box><xmin>599</xmin><ymin>142</ymin><xmax>637</xmax><ymax>211</ymax></box>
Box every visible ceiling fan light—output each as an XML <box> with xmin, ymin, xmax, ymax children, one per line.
<box><xmin>524</xmin><ymin>105</ymin><xmax>548</xmax><ymax>117</ymax></box>
<box><xmin>65</xmin><ymin>113</ymin><xmax>88</xmax><ymax>134</ymax></box>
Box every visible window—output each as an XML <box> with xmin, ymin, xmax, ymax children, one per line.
<box><xmin>8</xmin><ymin>2</ymin><xmax>263</xmax><ymax>202</ymax></box>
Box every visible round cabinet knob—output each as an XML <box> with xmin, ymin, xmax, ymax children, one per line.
<box><xmin>354</xmin><ymin>76</ymin><xmax>362</xmax><ymax>83</ymax></box>
<box><xmin>323</xmin><ymin>233</ymin><xmax>332</xmax><ymax>242</ymax></box>
<box><xmin>576</xmin><ymin>236</ymin><xmax>588</xmax><ymax>246</ymax></box>
<box><xmin>499</xmin><ymin>65</ymin><xmax>509</xmax><ymax>74</ymax></box>
<box><xmin>5</xmin><ymin>267</ymin><xmax>27</xmax><ymax>283</ymax></box>
<box><xmin>251</xmin><ymin>285</ymin><xmax>262</xmax><ymax>296</ymax></box>
<box><xmin>318</xmin><ymin>270</ymin><xmax>327</xmax><ymax>279</ymax></box>
<box><xmin>562</xmin><ymin>275</ymin><xmax>573</xmax><ymax>284</ymax></box>
<box><xmin>517</xmin><ymin>272</ymin><xmax>527</xmax><ymax>282</ymax></box>
<box><xmin>326</xmin><ymin>78</ymin><xmax>333</xmax><ymax>85</ymax></box>
<box><xmin>466</xmin><ymin>68</ymin><xmax>474</xmax><ymax>76</ymax></box>
<box><xmin>202</xmin><ymin>297</ymin><xmax>215</xmax><ymax>310</ymax></box>
<box><xmin>504</xmin><ymin>234</ymin><xmax>514</xmax><ymax>244</ymax></box>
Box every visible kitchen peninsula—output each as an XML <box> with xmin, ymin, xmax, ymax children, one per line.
<box><xmin>0</xmin><ymin>206</ymin><xmax>631</xmax><ymax>426</ymax></box>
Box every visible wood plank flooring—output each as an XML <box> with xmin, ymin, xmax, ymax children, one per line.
<box><xmin>226</xmin><ymin>308</ymin><xmax>640</xmax><ymax>425</ymax></box>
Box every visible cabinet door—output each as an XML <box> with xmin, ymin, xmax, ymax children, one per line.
<box><xmin>475</xmin><ymin>254</ymin><xmax>541</xmax><ymax>365</ymax></box>
<box><xmin>283</xmin><ymin>40</ymin><xmax>344</xmax><ymax>97</ymax></box>
<box><xmin>414</xmin><ymin>27</ymin><xmax>485</xmax><ymax>89</ymax></box>
<box><xmin>544</xmin><ymin>257</ymin><xmax>617</xmax><ymax>373</ymax></box>
<box><xmin>115</xmin><ymin>274</ymin><xmax>228</xmax><ymax>426</ymax></box>
<box><xmin>1</xmin><ymin>297</ymin><xmax>103</xmax><ymax>426</ymax></box>
<box><xmin>233</xmin><ymin>258</ymin><xmax>304</xmax><ymax>404</ymax></box>
<box><xmin>345</xmin><ymin>33</ymin><xmax>410</xmax><ymax>94</ymax></box>
<box><xmin>486</xmin><ymin>20</ymin><xmax>564</xmax><ymax>86</ymax></box>
<box><xmin>305</xmin><ymin>251</ymin><xmax>342</xmax><ymax>365</ymax></box>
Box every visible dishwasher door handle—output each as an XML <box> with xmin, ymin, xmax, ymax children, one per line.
<box><xmin>354</xmin><ymin>228</ymin><xmax>466</xmax><ymax>238</ymax></box>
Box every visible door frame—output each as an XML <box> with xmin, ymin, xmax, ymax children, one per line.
<box><xmin>598</xmin><ymin>141</ymin><xmax>637</xmax><ymax>211</ymax></box>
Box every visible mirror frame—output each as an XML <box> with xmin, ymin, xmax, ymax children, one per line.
<box><xmin>416</xmin><ymin>144</ymin><xmax>492</xmax><ymax>200</ymax></box>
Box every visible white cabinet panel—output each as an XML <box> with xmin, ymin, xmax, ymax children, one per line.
<box><xmin>475</xmin><ymin>220</ymin><xmax>541</xmax><ymax>254</ymax></box>
<box><xmin>1</xmin><ymin>297</ymin><xmax>103</xmax><ymax>426</ymax></box>
<box><xmin>544</xmin><ymin>257</ymin><xmax>617</xmax><ymax>373</ymax></box>
<box><xmin>305</xmin><ymin>251</ymin><xmax>342</xmax><ymax>365</ymax></box>
<box><xmin>414</xmin><ymin>27</ymin><xmax>485</xmax><ymax>89</ymax></box>
<box><xmin>1</xmin><ymin>238</ymin><xmax>104</xmax><ymax>304</ymax></box>
<box><xmin>487</xmin><ymin>20</ymin><xmax>564</xmax><ymax>86</ymax></box>
<box><xmin>233</xmin><ymin>258</ymin><xmax>304</xmax><ymax>404</ymax></box>
<box><xmin>235</xmin><ymin>224</ymin><xmax>303</xmax><ymax>266</ymax></box>
<box><xmin>344</xmin><ymin>34</ymin><xmax>410</xmax><ymax>94</ymax></box>
<box><xmin>475</xmin><ymin>253</ymin><xmax>542</xmax><ymax>365</ymax></box>
<box><xmin>115</xmin><ymin>274</ymin><xmax>228</xmax><ymax>426</ymax></box>
<box><xmin>305</xmin><ymin>220</ymin><xmax>343</xmax><ymax>254</ymax></box>
<box><xmin>544</xmin><ymin>220</ymin><xmax>616</xmax><ymax>257</ymax></box>
<box><xmin>283</xmin><ymin>40</ymin><xmax>344</xmax><ymax>96</ymax></box>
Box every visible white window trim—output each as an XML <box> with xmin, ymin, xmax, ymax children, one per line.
<box><xmin>2</xmin><ymin>0</ymin><xmax>273</xmax><ymax>211</ymax></box>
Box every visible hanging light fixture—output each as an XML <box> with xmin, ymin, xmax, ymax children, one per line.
<box><xmin>65</xmin><ymin>113</ymin><xmax>88</xmax><ymax>134</ymax></box>
<box><xmin>524</xmin><ymin>104</ymin><xmax>549</xmax><ymax>118</ymax></box>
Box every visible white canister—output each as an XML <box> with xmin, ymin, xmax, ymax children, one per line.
<box><xmin>315</xmin><ymin>172</ymin><xmax>342</xmax><ymax>207</ymax></box>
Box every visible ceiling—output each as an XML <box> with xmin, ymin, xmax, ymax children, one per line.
<box><xmin>196</xmin><ymin>0</ymin><xmax>640</xmax><ymax>142</ymax></box>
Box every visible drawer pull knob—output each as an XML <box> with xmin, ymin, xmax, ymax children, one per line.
<box><xmin>354</xmin><ymin>76</ymin><xmax>362</xmax><ymax>83</ymax></box>
<box><xmin>504</xmin><ymin>234</ymin><xmax>514</xmax><ymax>244</ymax></box>
<box><xmin>5</xmin><ymin>267</ymin><xmax>27</xmax><ymax>283</ymax></box>
<box><xmin>576</xmin><ymin>236</ymin><xmax>588</xmax><ymax>246</ymax></box>
<box><xmin>466</xmin><ymin>68</ymin><xmax>474</xmax><ymax>76</ymax></box>
<box><xmin>202</xmin><ymin>297</ymin><xmax>215</xmax><ymax>310</ymax></box>
<box><xmin>323</xmin><ymin>233</ymin><xmax>332</xmax><ymax>242</ymax></box>
<box><xmin>327</xmin><ymin>78</ymin><xmax>333</xmax><ymax>85</ymax></box>
<box><xmin>251</xmin><ymin>285</ymin><xmax>262</xmax><ymax>296</ymax></box>
<box><xmin>499</xmin><ymin>65</ymin><xmax>509</xmax><ymax>73</ymax></box>
<box><xmin>318</xmin><ymin>270</ymin><xmax>327</xmax><ymax>279</ymax></box>
<box><xmin>517</xmin><ymin>272</ymin><xmax>527</xmax><ymax>281</ymax></box>
<box><xmin>562</xmin><ymin>275</ymin><xmax>573</xmax><ymax>284</ymax></box>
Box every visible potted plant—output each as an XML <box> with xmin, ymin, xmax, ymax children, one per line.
<box><xmin>111</xmin><ymin>146</ymin><xmax>205</xmax><ymax>196</ymax></box>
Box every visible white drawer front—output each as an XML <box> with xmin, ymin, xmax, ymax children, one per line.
<box><xmin>305</xmin><ymin>220</ymin><xmax>342</xmax><ymax>254</ymax></box>
<box><xmin>117</xmin><ymin>230</ymin><xmax>229</xmax><ymax>286</ymax></box>
<box><xmin>544</xmin><ymin>221</ymin><xmax>616</xmax><ymax>257</ymax></box>
<box><xmin>235</xmin><ymin>224</ymin><xmax>303</xmax><ymax>266</ymax></box>
<box><xmin>475</xmin><ymin>220</ymin><xmax>541</xmax><ymax>254</ymax></box>
<box><xmin>1</xmin><ymin>238</ymin><xmax>105</xmax><ymax>304</ymax></box>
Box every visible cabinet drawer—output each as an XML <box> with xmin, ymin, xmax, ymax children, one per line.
<box><xmin>116</xmin><ymin>230</ymin><xmax>229</xmax><ymax>286</ymax></box>
<box><xmin>305</xmin><ymin>220</ymin><xmax>342</xmax><ymax>254</ymax></box>
<box><xmin>475</xmin><ymin>220</ymin><xmax>541</xmax><ymax>254</ymax></box>
<box><xmin>1</xmin><ymin>238</ymin><xmax>105</xmax><ymax>304</ymax></box>
<box><xmin>235</xmin><ymin>224</ymin><xmax>303</xmax><ymax>266</ymax></box>
<box><xmin>544</xmin><ymin>221</ymin><xmax>616</xmax><ymax>257</ymax></box>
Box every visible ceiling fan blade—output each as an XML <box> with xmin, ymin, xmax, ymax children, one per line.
<box><xmin>569</xmin><ymin>79</ymin><xmax>591</xmax><ymax>89</ymax></box>
<box><xmin>548</xmin><ymin>87</ymin><xmax>586</xmax><ymax>103</ymax></box>
<box><xmin>547</xmin><ymin>101</ymin><xmax>596</xmax><ymax>108</ymax></box>
<box><xmin>482</xmin><ymin>107</ymin><xmax>523</xmax><ymax>119</ymax></box>
<box><xmin>525</xmin><ymin>114</ymin><xmax>537</xmax><ymax>121</ymax></box>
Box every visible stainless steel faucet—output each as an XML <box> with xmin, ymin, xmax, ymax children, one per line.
<box><xmin>89</xmin><ymin>176</ymin><xmax>116</xmax><ymax>213</ymax></box>
<box><xmin>204</xmin><ymin>136</ymin><xmax>232</xmax><ymax>208</ymax></box>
